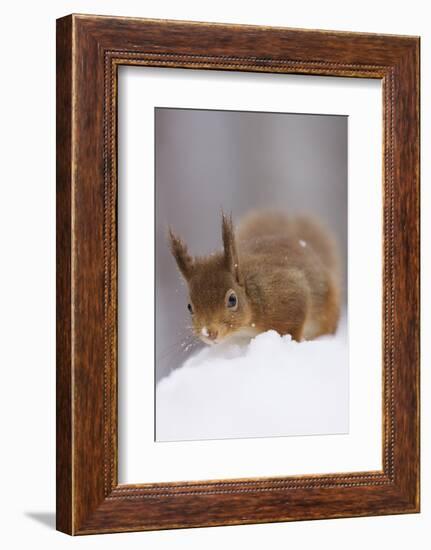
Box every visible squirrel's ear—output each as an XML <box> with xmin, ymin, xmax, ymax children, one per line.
<box><xmin>221</xmin><ymin>213</ymin><xmax>243</xmax><ymax>285</ymax></box>
<box><xmin>168</xmin><ymin>228</ymin><xmax>194</xmax><ymax>280</ymax></box>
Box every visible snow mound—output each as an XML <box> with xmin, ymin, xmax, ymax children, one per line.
<box><xmin>156</xmin><ymin>322</ymin><xmax>348</xmax><ymax>442</ymax></box>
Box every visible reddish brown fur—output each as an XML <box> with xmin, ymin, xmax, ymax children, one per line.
<box><xmin>169</xmin><ymin>211</ymin><xmax>341</xmax><ymax>344</ymax></box>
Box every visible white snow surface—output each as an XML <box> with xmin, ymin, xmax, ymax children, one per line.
<box><xmin>156</xmin><ymin>318</ymin><xmax>349</xmax><ymax>442</ymax></box>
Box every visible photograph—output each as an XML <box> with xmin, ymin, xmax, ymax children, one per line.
<box><xmin>50</xmin><ymin>10</ymin><xmax>420</xmax><ymax>537</ymax></box>
<box><xmin>0</xmin><ymin>0</ymin><xmax>425</xmax><ymax>545</ymax></box>
<box><xmin>155</xmin><ymin>107</ymin><xmax>349</xmax><ymax>442</ymax></box>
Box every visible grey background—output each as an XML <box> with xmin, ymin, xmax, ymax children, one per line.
<box><xmin>156</xmin><ymin>108</ymin><xmax>347</xmax><ymax>381</ymax></box>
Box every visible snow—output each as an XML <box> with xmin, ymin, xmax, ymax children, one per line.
<box><xmin>156</xmin><ymin>317</ymin><xmax>349</xmax><ymax>442</ymax></box>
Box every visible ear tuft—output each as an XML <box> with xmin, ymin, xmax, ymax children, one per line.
<box><xmin>221</xmin><ymin>212</ymin><xmax>242</xmax><ymax>284</ymax></box>
<box><xmin>168</xmin><ymin>227</ymin><xmax>194</xmax><ymax>280</ymax></box>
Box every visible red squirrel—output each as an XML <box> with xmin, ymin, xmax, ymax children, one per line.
<box><xmin>169</xmin><ymin>210</ymin><xmax>341</xmax><ymax>345</ymax></box>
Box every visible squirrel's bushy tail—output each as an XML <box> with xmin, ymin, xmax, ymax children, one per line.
<box><xmin>290</xmin><ymin>215</ymin><xmax>340</xmax><ymax>274</ymax></box>
<box><xmin>236</xmin><ymin>210</ymin><xmax>340</xmax><ymax>276</ymax></box>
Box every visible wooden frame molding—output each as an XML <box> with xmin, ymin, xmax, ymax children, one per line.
<box><xmin>56</xmin><ymin>14</ymin><xmax>420</xmax><ymax>535</ymax></box>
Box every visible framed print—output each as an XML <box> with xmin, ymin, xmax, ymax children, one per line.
<box><xmin>56</xmin><ymin>14</ymin><xmax>420</xmax><ymax>535</ymax></box>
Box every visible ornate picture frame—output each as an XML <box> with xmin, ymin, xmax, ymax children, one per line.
<box><xmin>56</xmin><ymin>14</ymin><xmax>420</xmax><ymax>534</ymax></box>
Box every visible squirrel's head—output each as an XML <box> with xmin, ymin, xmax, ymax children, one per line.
<box><xmin>169</xmin><ymin>213</ymin><xmax>254</xmax><ymax>345</ymax></box>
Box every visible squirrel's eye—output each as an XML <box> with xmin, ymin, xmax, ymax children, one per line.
<box><xmin>187</xmin><ymin>303</ymin><xmax>193</xmax><ymax>314</ymax></box>
<box><xmin>226</xmin><ymin>291</ymin><xmax>238</xmax><ymax>310</ymax></box>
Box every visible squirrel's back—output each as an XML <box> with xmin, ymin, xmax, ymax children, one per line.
<box><xmin>235</xmin><ymin>210</ymin><xmax>341</xmax><ymax>340</ymax></box>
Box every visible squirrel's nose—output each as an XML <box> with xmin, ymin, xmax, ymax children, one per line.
<box><xmin>207</xmin><ymin>328</ymin><xmax>218</xmax><ymax>341</ymax></box>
